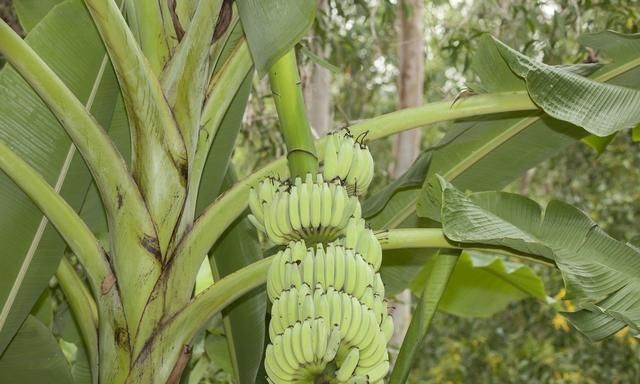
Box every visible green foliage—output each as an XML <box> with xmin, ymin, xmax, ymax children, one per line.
<box><xmin>421</xmin><ymin>252</ymin><xmax>547</xmax><ymax>318</ymax></box>
<box><xmin>409</xmin><ymin>296</ymin><xmax>640</xmax><ymax>383</ymax></box>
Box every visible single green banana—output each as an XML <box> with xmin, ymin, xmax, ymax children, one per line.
<box><xmin>362</xmin><ymin>359</ymin><xmax>390</xmax><ymax>383</ymax></box>
<box><xmin>298</xmin><ymin>178</ymin><xmax>311</xmax><ymax>230</ymax></box>
<box><xmin>372</xmin><ymin>273</ymin><xmax>385</xmax><ymax>298</ymax></box>
<box><xmin>336</xmin><ymin>347</ymin><xmax>360</xmax><ymax>382</ymax></box>
<box><xmin>330</xmin><ymin>185</ymin><xmax>346</xmax><ymax>228</ymax></box>
<box><xmin>303</xmin><ymin>250</ymin><xmax>314</xmax><ymax>287</ymax></box>
<box><xmin>291</xmin><ymin>322</ymin><xmax>306</xmax><ymax>367</ymax></box>
<box><xmin>315</xmin><ymin>318</ymin><xmax>328</xmax><ymax>363</ymax></box>
<box><xmin>310</xmin><ymin>183</ymin><xmax>322</xmax><ymax>229</ymax></box>
<box><xmin>320</xmin><ymin>182</ymin><xmax>333</xmax><ymax>228</ymax></box>
<box><xmin>351</xmin><ymin>308</ymin><xmax>374</xmax><ymax>348</ymax></box>
<box><xmin>276</xmin><ymin>191</ymin><xmax>292</xmax><ymax>240</ymax></box>
<box><xmin>315</xmin><ymin>291</ymin><xmax>330</xmax><ymax>321</ymax></box>
<box><xmin>323</xmin><ymin>134</ymin><xmax>339</xmax><ymax>181</ymax></box>
<box><xmin>248</xmin><ymin>214</ymin><xmax>266</xmax><ymax>234</ymax></box>
<box><xmin>314</xmin><ymin>245</ymin><xmax>326</xmax><ymax>287</ymax></box>
<box><xmin>360</xmin><ymin>286</ymin><xmax>374</xmax><ymax>310</ymax></box>
<box><xmin>324</xmin><ymin>244</ymin><xmax>336</xmax><ymax>288</ymax></box>
<box><xmin>334</xmin><ymin>246</ymin><xmax>346</xmax><ymax>291</ymax></box>
<box><xmin>344</xmin><ymin>249</ymin><xmax>358</xmax><ymax>294</ymax></box>
<box><xmin>324</xmin><ymin>325</ymin><xmax>342</xmax><ymax>363</ymax></box>
<box><xmin>344</xmin><ymin>295</ymin><xmax>363</xmax><ymax>343</ymax></box>
<box><xmin>328</xmin><ymin>287</ymin><xmax>343</xmax><ymax>327</ymax></box>
<box><xmin>301</xmin><ymin>320</ymin><xmax>315</xmax><ymax>363</ymax></box>
<box><xmin>336</xmin><ymin>137</ymin><xmax>355</xmax><ymax>179</ymax></box>
<box><xmin>249</xmin><ymin>188</ymin><xmax>264</xmax><ymax>222</ymax></box>
<box><xmin>288</xmin><ymin>186</ymin><xmax>302</xmax><ymax>233</ymax></box>
<box><xmin>265</xmin><ymin>344</ymin><xmax>295</xmax><ymax>383</ymax></box>
<box><xmin>302</xmin><ymin>292</ymin><xmax>315</xmax><ymax>320</ymax></box>
<box><xmin>339</xmin><ymin>293</ymin><xmax>353</xmax><ymax>339</ymax></box>
<box><xmin>290</xmin><ymin>240</ymin><xmax>306</xmax><ymax>263</ymax></box>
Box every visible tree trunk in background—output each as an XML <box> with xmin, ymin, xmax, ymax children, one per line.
<box><xmin>390</xmin><ymin>0</ymin><xmax>424</xmax><ymax>362</ymax></box>
<box><xmin>304</xmin><ymin>60</ymin><xmax>332</xmax><ymax>136</ymax></box>
<box><xmin>303</xmin><ymin>0</ymin><xmax>332</xmax><ymax>136</ymax></box>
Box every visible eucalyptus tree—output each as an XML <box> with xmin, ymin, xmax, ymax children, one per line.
<box><xmin>0</xmin><ymin>1</ymin><xmax>639</xmax><ymax>383</ymax></box>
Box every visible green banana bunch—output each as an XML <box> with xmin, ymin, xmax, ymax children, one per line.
<box><xmin>248</xmin><ymin>174</ymin><xmax>361</xmax><ymax>245</ymax></box>
<box><xmin>322</xmin><ymin>130</ymin><xmax>374</xmax><ymax>196</ymax></box>
<box><xmin>249</xmin><ymin>130</ymin><xmax>391</xmax><ymax>383</ymax></box>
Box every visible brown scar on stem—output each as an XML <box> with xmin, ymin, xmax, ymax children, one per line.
<box><xmin>101</xmin><ymin>274</ymin><xmax>116</xmax><ymax>295</ymax></box>
<box><xmin>141</xmin><ymin>234</ymin><xmax>162</xmax><ymax>260</ymax></box>
<box><xmin>115</xmin><ymin>327</ymin><xmax>129</xmax><ymax>349</ymax></box>
<box><xmin>116</xmin><ymin>187</ymin><xmax>123</xmax><ymax>209</ymax></box>
<box><xmin>212</xmin><ymin>0</ymin><xmax>233</xmax><ymax>42</ymax></box>
<box><xmin>168</xmin><ymin>0</ymin><xmax>185</xmax><ymax>41</ymax></box>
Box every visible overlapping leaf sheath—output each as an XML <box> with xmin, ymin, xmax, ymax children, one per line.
<box><xmin>249</xmin><ymin>130</ymin><xmax>392</xmax><ymax>383</ymax></box>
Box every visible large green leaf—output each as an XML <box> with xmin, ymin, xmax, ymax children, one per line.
<box><xmin>199</xmin><ymin>76</ymin><xmax>265</xmax><ymax>383</ymax></box>
<box><xmin>420</xmin><ymin>252</ymin><xmax>547</xmax><ymax>318</ymax></box>
<box><xmin>389</xmin><ymin>251</ymin><xmax>459</xmax><ymax>384</ymax></box>
<box><xmin>0</xmin><ymin>0</ymin><xmax>119</xmax><ymax>354</ymax></box>
<box><xmin>434</xmin><ymin>177</ymin><xmax>640</xmax><ymax>340</ymax></box>
<box><xmin>210</xmin><ymin>215</ymin><xmax>266</xmax><ymax>384</ymax></box>
<box><xmin>493</xmin><ymin>36</ymin><xmax>640</xmax><ymax>136</ymax></box>
<box><xmin>236</xmin><ymin>0</ymin><xmax>316</xmax><ymax>75</ymax></box>
<box><xmin>196</xmin><ymin>73</ymin><xmax>253</xmax><ymax>212</ymax></box>
<box><xmin>13</xmin><ymin>0</ymin><xmax>64</xmax><ymax>32</ymax></box>
<box><xmin>0</xmin><ymin>316</ymin><xmax>73</xmax><ymax>383</ymax></box>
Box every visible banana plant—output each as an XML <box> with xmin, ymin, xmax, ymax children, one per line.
<box><xmin>0</xmin><ymin>1</ymin><xmax>639</xmax><ymax>383</ymax></box>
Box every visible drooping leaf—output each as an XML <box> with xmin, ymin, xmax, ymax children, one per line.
<box><xmin>236</xmin><ymin>0</ymin><xmax>316</xmax><ymax>75</ymax></box>
<box><xmin>417</xmin><ymin>252</ymin><xmax>547</xmax><ymax>318</ymax></box>
<box><xmin>0</xmin><ymin>316</ymin><xmax>73</xmax><ymax>383</ymax></box>
<box><xmin>411</xmin><ymin>30</ymin><xmax>640</xmax><ymax>222</ymax></box>
<box><xmin>434</xmin><ymin>177</ymin><xmax>640</xmax><ymax>340</ymax></box>
<box><xmin>0</xmin><ymin>0</ymin><xmax>119</xmax><ymax>354</ymax></box>
<box><xmin>493</xmin><ymin>35</ymin><xmax>640</xmax><ymax>136</ymax></box>
<box><xmin>389</xmin><ymin>250</ymin><xmax>459</xmax><ymax>384</ymax></box>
